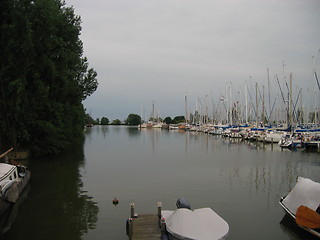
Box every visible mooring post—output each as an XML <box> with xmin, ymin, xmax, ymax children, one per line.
<box><xmin>160</xmin><ymin>217</ymin><xmax>166</xmax><ymax>232</ymax></box>
<box><xmin>128</xmin><ymin>217</ymin><xmax>133</xmax><ymax>239</ymax></box>
<box><xmin>157</xmin><ymin>201</ymin><xmax>162</xmax><ymax>218</ymax></box>
<box><xmin>130</xmin><ymin>203</ymin><xmax>135</xmax><ymax>218</ymax></box>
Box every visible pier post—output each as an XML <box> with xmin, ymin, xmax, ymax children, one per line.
<box><xmin>160</xmin><ymin>217</ymin><xmax>166</xmax><ymax>232</ymax></box>
<box><xmin>130</xmin><ymin>203</ymin><xmax>135</xmax><ymax>218</ymax></box>
<box><xmin>157</xmin><ymin>202</ymin><xmax>162</xmax><ymax>218</ymax></box>
<box><xmin>128</xmin><ymin>218</ymin><xmax>133</xmax><ymax>239</ymax></box>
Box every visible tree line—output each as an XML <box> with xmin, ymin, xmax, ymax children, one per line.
<box><xmin>88</xmin><ymin>114</ymin><xmax>186</xmax><ymax>126</ymax></box>
<box><xmin>0</xmin><ymin>0</ymin><xmax>98</xmax><ymax>156</ymax></box>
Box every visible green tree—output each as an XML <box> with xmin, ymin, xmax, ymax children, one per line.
<box><xmin>111</xmin><ymin>119</ymin><xmax>122</xmax><ymax>125</ymax></box>
<box><xmin>100</xmin><ymin>117</ymin><xmax>109</xmax><ymax>125</ymax></box>
<box><xmin>172</xmin><ymin>116</ymin><xmax>185</xmax><ymax>124</ymax></box>
<box><xmin>163</xmin><ymin>117</ymin><xmax>172</xmax><ymax>124</ymax></box>
<box><xmin>84</xmin><ymin>114</ymin><xmax>96</xmax><ymax>125</ymax></box>
<box><xmin>0</xmin><ymin>0</ymin><xmax>98</xmax><ymax>155</ymax></box>
<box><xmin>125</xmin><ymin>114</ymin><xmax>141</xmax><ymax>125</ymax></box>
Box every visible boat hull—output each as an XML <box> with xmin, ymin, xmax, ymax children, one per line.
<box><xmin>0</xmin><ymin>169</ymin><xmax>30</xmax><ymax>217</ymax></box>
<box><xmin>279</xmin><ymin>176</ymin><xmax>320</xmax><ymax>238</ymax></box>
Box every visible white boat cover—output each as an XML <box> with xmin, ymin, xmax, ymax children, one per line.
<box><xmin>282</xmin><ymin>176</ymin><xmax>320</xmax><ymax>215</ymax></box>
<box><xmin>162</xmin><ymin>208</ymin><xmax>229</xmax><ymax>240</ymax></box>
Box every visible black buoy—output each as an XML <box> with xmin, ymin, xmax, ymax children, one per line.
<box><xmin>112</xmin><ymin>197</ymin><xmax>119</xmax><ymax>206</ymax></box>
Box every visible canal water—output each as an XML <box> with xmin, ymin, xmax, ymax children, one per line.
<box><xmin>1</xmin><ymin>125</ymin><xmax>320</xmax><ymax>240</ymax></box>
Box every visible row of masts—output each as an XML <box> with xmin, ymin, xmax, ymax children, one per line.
<box><xmin>184</xmin><ymin>68</ymin><xmax>319</xmax><ymax>128</ymax></box>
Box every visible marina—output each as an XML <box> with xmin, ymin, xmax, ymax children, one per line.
<box><xmin>1</xmin><ymin>125</ymin><xmax>320</xmax><ymax>240</ymax></box>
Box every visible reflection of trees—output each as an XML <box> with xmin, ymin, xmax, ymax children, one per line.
<box><xmin>0</xmin><ymin>185</ymin><xmax>30</xmax><ymax>236</ymax></box>
<box><xmin>126</xmin><ymin>126</ymin><xmax>140</xmax><ymax>137</ymax></box>
<box><xmin>2</xmin><ymin>137</ymin><xmax>99</xmax><ymax>240</ymax></box>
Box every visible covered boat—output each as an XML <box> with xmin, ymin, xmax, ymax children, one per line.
<box><xmin>0</xmin><ymin>162</ymin><xmax>30</xmax><ymax>216</ymax></box>
<box><xmin>279</xmin><ymin>177</ymin><xmax>320</xmax><ymax>238</ymax></box>
<box><xmin>161</xmin><ymin>198</ymin><xmax>229</xmax><ymax>240</ymax></box>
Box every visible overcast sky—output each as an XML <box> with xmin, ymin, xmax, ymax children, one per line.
<box><xmin>67</xmin><ymin>0</ymin><xmax>320</xmax><ymax>121</ymax></box>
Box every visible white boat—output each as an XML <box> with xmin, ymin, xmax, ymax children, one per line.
<box><xmin>153</xmin><ymin>123</ymin><xmax>163</xmax><ymax>128</ymax></box>
<box><xmin>264</xmin><ymin>131</ymin><xmax>287</xmax><ymax>143</ymax></box>
<box><xmin>279</xmin><ymin>177</ymin><xmax>320</xmax><ymax>238</ymax></box>
<box><xmin>161</xmin><ymin>198</ymin><xmax>229</xmax><ymax>240</ymax></box>
<box><xmin>0</xmin><ymin>160</ymin><xmax>30</xmax><ymax>216</ymax></box>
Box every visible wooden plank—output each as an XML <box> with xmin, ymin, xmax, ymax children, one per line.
<box><xmin>131</xmin><ymin>214</ymin><xmax>161</xmax><ymax>240</ymax></box>
<box><xmin>0</xmin><ymin>148</ymin><xmax>14</xmax><ymax>159</ymax></box>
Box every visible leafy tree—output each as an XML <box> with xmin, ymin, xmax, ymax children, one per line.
<box><xmin>100</xmin><ymin>117</ymin><xmax>109</xmax><ymax>125</ymax></box>
<box><xmin>163</xmin><ymin>117</ymin><xmax>172</xmax><ymax>124</ymax></box>
<box><xmin>0</xmin><ymin>0</ymin><xmax>98</xmax><ymax>155</ymax></box>
<box><xmin>111</xmin><ymin>119</ymin><xmax>122</xmax><ymax>125</ymax></box>
<box><xmin>84</xmin><ymin>114</ymin><xmax>96</xmax><ymax>125</ymax></box>
<box><xmin>125</xmin><ymin>114</ymin><xmax>141</xmax><ymax>125</ymax></box>
<box><xmin>172</xmin><ymin>116</ymin><xmax>185</xmax><ymax>124</ymax></box>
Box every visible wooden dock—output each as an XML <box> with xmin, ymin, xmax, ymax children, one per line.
<box><xmin>130</xmin><ymin>214</ymin><xmax>161</xmax><ymax>239</ymax></box>
<box><xmin>127</xmin><ymin>202</ymin><xmax>165</xmax><ymax>240</ymax></box>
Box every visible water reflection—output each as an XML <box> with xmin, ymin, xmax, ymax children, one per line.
<box><xmin>2</xmin><ymin>137</ymin><xmax>99</xmax><ymax>240</ymax></box>
<box><xmin>4</xmin><ymin>126</ymin><xmax>319</xmax><ymax>240</ymax></box>
<box><xmin>0</xmin><ymin>185</ymin><xmax>30</xmax><ymax>235</ymax></box>
<box><xmin>280</xmin><ymin>214</ymin><xmax>319</xmax><ymax>240</ymax></box>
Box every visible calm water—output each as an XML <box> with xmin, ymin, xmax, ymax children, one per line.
<box><xmin>2</xmin><ymin>125</ymin><xmax>320</xmax><ymax>240</ymax></box>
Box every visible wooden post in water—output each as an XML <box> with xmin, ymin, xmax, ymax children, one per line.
<box><xmin>157</xmin><ymin>202</ymin><xmax>162</xmax><ymax>218</ymax></box>
<box><xmin>130</xmin><ymin>203</ymin><xmax>135</xmax><ymax>218</ymax></box>
<box><xmin>160</xmin><ymin>217</ymin><xmax>166</xmax><ymax>232</ymax></box>
<box><xmin>128</xmin><ymin>218</ymin><xmax>133</xmax><ymax>239</ymax></box>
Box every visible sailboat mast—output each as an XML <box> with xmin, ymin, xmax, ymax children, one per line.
<box><xmin>185</xmin><ymin>93</ymin><xmax>188</xmax><ymax>124</ymax></box>
<box><xmin>289</xmin><ymin>73</ymin><xmax>293</xmax><ymax>128</ymax></box>
<box><xmin>262</xmin><ymin>85</ymin><xmax>265</xmax><ymax>126</ymax></box>
<box><xmin>256</xmin><ymin>82</ymin><xmax>258</xmax><ymax>127</ymax></box>
<box><xmin>267</xmin><ymin>68</ymin><xmax>271</xmax><ymax>124</ymax></box>
<box><xmin>245</xmin><ymin>82</ymin><xmax>248</xmax><ymax>124</ymax></box>
<box><xmin>229</xmin><ymin>82</ymin><xmax>232</xmax><ymax>126</ymax></box>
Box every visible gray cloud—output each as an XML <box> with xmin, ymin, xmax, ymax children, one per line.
<box><xmin>68</xmin><ymin>0</ymin><xmax>320</xmax><ymax>120</ymax></box>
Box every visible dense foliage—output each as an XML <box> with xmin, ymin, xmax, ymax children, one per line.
<box><xmin>172</xmin><ymin>116</ymin><xmax>185</xmax><ymax>124</ymax></box>
<box><xmin>111</xmin><ymin>119</ymin><xmax>122</xmax><ymax>125</ymax></box>
<box><xmin>163</xmin><ymin>117</ymin><xmax>172</xmax><ymax>124</ymax></box>
<box><xmin>0</xmin><ymin>0</ymin><xmax>98</xmax><ymax>156</ymax></box>
<box><xmin>100</xmin><ymin>117</ymin><xmax>109</xmax><ymax>125</ymax></box>
<box><xmin>125</xmin><ymin>114</ymin><xmax>141</xmax><ymax>125</ymax></box>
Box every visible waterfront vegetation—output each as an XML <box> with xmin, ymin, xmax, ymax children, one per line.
<box><xmin>0</xmin><ymin>0</ymin><xmax>98</xmax><ymax>156</ymax></box>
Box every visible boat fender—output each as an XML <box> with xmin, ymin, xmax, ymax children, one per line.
<box><xmin>0</xmin><ymin>180</ymin><xmax>14</xmax><ymax>196</ymax></box>
<box><xmin>126</xmin><ymin>218</ymin><xmax>129</xmax><ymax>236</ymax></box>
<box><xmin>160</xmin><ymin>217</ymin><xmax>166</xmax><ymax>232</ymax></box>
<box><xmin>17</xmin><ymin>166</ymin><xmax>27</xmax><ymax>178</ymax></box>
<box><xmin>6</xmin><ymin>181</ymin><xmax>19</xmax><ymax>203</ymax></box>
<box><xmin>126</xmin><ymin>218</ymin><xmax>132</xmax><ymax>236</ymax></box>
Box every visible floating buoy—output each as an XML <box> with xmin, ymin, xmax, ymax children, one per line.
<box><xmin>112</xmin><ymin>197</ymin><xmax>119</xmax><ymax>206</ymax></box>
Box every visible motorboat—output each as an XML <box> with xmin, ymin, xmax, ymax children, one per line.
<box><xmin>0</xmin><ymin>149</ymin><xmax>30</xmax><ymax>216</ymax></box>
<box><xmin>279</xmin><ymin>177</ymin><xmax>320</xmax><ymax>238</ymax></box>
<box><xmin>161</xmin><ymin>198</ymin><xmax>229</xmax><ymax>240</ymax></box>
